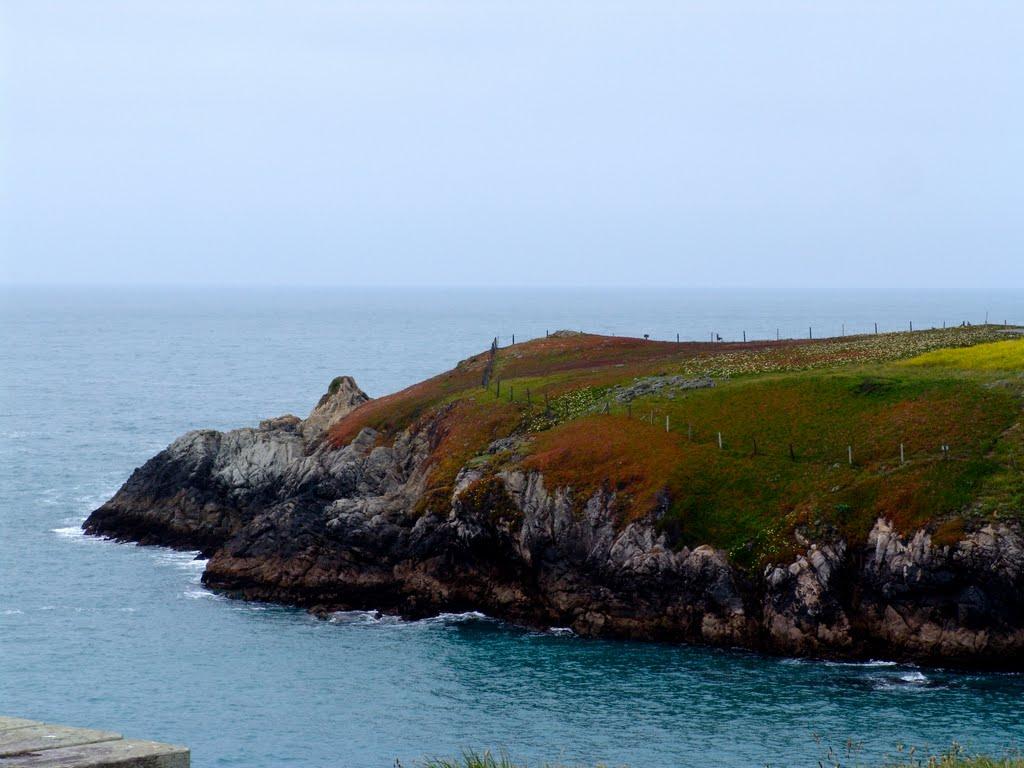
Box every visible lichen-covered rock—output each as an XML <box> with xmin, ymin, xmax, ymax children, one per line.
<box><xmin>83</xmin><ymin>376</ymin><xmax>369</xmax><ymax>552</ymax></box>
<box><xmin>611</xmin><ymin>375</ymin><xmax>715</xmax><ymax>403</ymax></box>
<box><xmin>763</xmin><ymin>540</ymin><xmax>852</xmax><ymax>654</ymax></box>
<box><xmin>857</xmin><ymin>519</ymin><xmax>1024</xmax><ymax>665</ymax></box>
<box><xmin>300</xmin><ymin>375</ymin><xmax>370</xmax><ymax>441</ymax></box>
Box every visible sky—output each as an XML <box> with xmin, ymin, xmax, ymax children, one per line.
<box><xmin>0</xmin><ymin>1</ymin><xmax>1021</xmax><ymax>289</ymax></box>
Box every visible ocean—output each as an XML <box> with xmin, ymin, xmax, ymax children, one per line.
<box><xmin>2</xmin><ymin>285</ymin><xmax>1022</xmax><ymax>767</ymax></box>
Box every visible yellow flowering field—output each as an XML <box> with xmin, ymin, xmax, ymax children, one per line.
<box><xmin>900</xmin><ymin>337</ymin><xmax>1024</xmax><ymax>371</ymax></box>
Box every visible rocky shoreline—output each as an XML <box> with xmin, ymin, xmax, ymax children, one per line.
<box><xmin>84</xmin><ymin>375</ymin><xmax>1024</xmax><ymax>669</ymax></box>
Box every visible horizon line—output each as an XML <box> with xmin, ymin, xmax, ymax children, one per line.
<box><xmin>3</xmin><ymin>282</ymin><xmax>1023</xmax><ymax>294</ymax></box>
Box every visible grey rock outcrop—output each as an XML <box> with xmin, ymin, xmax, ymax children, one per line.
<box><xmin>300</xmin><ymin>376</ymin><xmax>369</xmax><ymax>441</ymax></box>
<box><xmin>611</xmin><ymin>375</ymin><xmax>715</xmax><ymax>403</ymax></box>
<box><xmin>764</xmin><ymin>539</ymin><xmax>852</xmax><ymax>655</ymax></box>
<box><xmin>83</xmin><ymin>376</ymin><xmax>370</xmax><ymax>551</ymax></box>
<box><xmin>858</xmin><ymin>519</ymin><xmax>1024</xmax><ymax>664</ymax></box>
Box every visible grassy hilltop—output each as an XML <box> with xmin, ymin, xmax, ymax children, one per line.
<box><xmin>328</xmin><ymin>327</ymin><xmax>1024</xmax><ymax>570</ymax></box>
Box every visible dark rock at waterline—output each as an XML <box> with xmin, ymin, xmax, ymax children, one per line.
<box><xmin>84</xmin><ymin>377</ymin><xmax>1024</xmax><ymax>669</ymax></box>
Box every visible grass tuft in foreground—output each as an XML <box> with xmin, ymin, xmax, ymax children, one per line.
<box><xmin>417</xmin><ymin>750</ymin><xmax>532</xmax><ymax>768</ymax></box>
<box><xmin>414</xmin><ymin>744</ymin><xmax>1024</xmax><ymax>768</ymax></box>
<box><xmin>871</xmin><ymin>742</ymin><xmax>1023</xmax><ymax>768</ymax></box>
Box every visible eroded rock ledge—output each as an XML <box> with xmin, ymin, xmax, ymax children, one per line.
<box><xmin>84</xmin><ymin>377</ymin><xmax>1024</xmax><ymax>669</ymax></box>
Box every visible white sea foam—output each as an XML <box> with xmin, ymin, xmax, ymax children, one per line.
<box><xmin>425</xmin><ymin>610</ymin><xmax>489</xmax><ymax>624</ymax></box>
<box><xmin>821</xmin><ymin>658</ymin><xmax>899</xmax><ymax>669</ymax></box>
<box><xmin>2</xmin><ymin>609</ymin><xmax>24</xmax><ymax>615</ymax></box>
<box><xmin>870</xmin><ymin>668</ymin><xmax>942</xmax><ymax>692</ymax></box>
<box><xmin>153</xmin><ymin>551</ymin><xmax>205</xmax><ymax>567</ymax></box>
<box><xmin>325</xmin><ymin>609</ymin><xmax>495</xmax><ymax>629</ymax></box>
<box><xmin>151</xmin><ymin>551</ymin><xmax>207</xmax><ymax>584</ymax></box>
<box><xmin>52</xmin><ymin>526</ymin><xmax>84</xmax><ymax>538</ymax></box>
<box><xmin>328</xmin><ymin>610</ymin><xmax>403</xmax><ymax>626</ymax></box>
<box><xmin>184</xmin><ymin>588</ymin><xmax>220</xmax><ymax>600</ymax></box>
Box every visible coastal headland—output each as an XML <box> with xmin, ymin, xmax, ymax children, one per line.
<box><xmin>84</xmin><ymin>327</ymin><xmax>1024</xmax><ymax>668</ymax></box>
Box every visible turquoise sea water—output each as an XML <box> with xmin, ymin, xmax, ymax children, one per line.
<box><xmin>2</xmin><ymin>286</ymin><xmax>1022</xmax><ymax>768</ymax></box>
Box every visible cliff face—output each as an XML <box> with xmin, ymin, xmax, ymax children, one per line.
<box><xmin>84</xmin><ymin>376</ymin><xmax>1024</xmax><ymax>669</ymax></box>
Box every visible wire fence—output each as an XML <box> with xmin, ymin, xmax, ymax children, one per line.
<box><xmin>476</xmin><ymin>321</ymin><xmax>1021</xmax><ymax>467</ymax></box>
<box><xmin>484</xmin><ymin>377</ymin><xmax>977</xmax><ymax>468</ymax></box>
<box><xmin>491</xmin><ymin>318</ymin><xmax>1020</xmax><ymax>348</ymax></box>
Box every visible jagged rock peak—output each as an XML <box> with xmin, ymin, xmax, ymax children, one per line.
<box><xmin>301</xmin><ymin>375</ymin><xmax>370</xmax><ymax>441</ymax></box>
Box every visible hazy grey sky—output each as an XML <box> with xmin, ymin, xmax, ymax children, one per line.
<box><xmin>1</xmin><ymin>2</ymin><xmax>1021</xmax><ymax>288</ymax></box>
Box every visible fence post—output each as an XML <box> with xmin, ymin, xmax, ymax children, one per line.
<box><xmin>512</xmin><ymin>333</ymin><xmax>515</xmax><ymax>345</ymax></box>
<box><xmin>910</xmin><ymin>321</ymin><xmax>913</xmax><ymax>332</ymax></box>
<box><xmin>743</xmin><ymin>331</ymin><xmax>747</xmax><ymax>342</ymax></box>
<box><xmin>848</xmin><ymin>445</ymin><xmax>853</xmax><ymax>465</ymax></box>
<box><xmin>677</xmin><ymin>333</ymin><xmax>680</xmax><ymax>343</ymax></box>
<box><xmin>809</xmin><ymin>326</ymin><xmax>813</xmax><ymax>340</ymax></box>
<box><xmin>752</xmin><ymin>437</ymin><xmax>758</xmax><ymax>455</ymax></box>
<box><xmin>874</xmin><ymin>322</ymin><xmax>878</xmax><ymax>334</ymax></box>
<box><xmin>900</xmin><ymin>443</ymin><xmax>905</xmax><ymax>464</ymax></box>
<box><xmin>718</xmin><ymin>432</ymin><xmax>723</xmax><ymax>449</ymax></box>
<box><xmin>776</xmin><ymin>328</ymin><xmax>780</xmax><ymax>341</ymax></box>
<box><xmin>789</xmin><ymin>443</ymin><xmax>795</xmax><ymax>461</ymax></box>
<box><xmin>665</xmin><ymin>415</ymin><xmax>670</xmax><ymax>433</ymax></box>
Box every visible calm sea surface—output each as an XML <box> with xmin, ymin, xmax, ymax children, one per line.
<box><xmin>2</xmin><ymin>286</ymin><xmax>1022</xmax><ymax>768</ymax></box>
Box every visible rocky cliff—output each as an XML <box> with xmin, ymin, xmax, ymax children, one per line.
<box><xmin>84</xmin><ymin>370</ymin><xmax>1024</xmax><ymax>669</ymax></box>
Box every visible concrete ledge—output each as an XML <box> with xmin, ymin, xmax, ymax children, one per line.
<box><xmin>0</xmin><ymin>719</ymin><xmax>188</xmax><ymax>768</ymax></box>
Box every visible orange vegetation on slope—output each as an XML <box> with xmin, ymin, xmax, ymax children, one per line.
<box><xmin>521</xmin><ymin>415</ymin><xmax>688</xmax><ymax>520</ymax></box>
<box><xmin>415</xmin><ymin>398</ymin><xmax>523</xmax><ymax>513</ymax></box>
<box><xmin>327</xmin><ymin>355</ymin><xmax>490</xmax><ymax>447</ymax></box>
